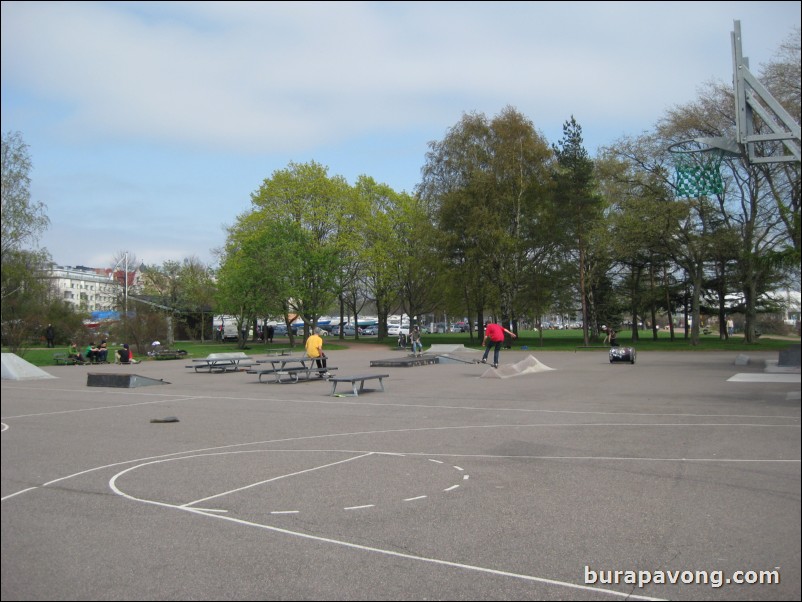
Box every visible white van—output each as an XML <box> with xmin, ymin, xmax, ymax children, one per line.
<box><xmin>213</xmin><ymin>315</ymin><xmax>242</xmax><ymax>341</ymax></box>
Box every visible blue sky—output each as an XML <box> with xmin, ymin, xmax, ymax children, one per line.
<box><xmin>2</xmin><ymin>1</ymin><xmax>800</xmax><ymax>269</ymax></box>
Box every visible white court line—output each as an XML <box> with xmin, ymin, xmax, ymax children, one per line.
<box><xmin>3</xmin><ymin>384</ymin><xmax>800</xmax><ymax>421</ymax></box>
<box><xmin>2</xmin><ymin>420</ymin><xmax>800</xmax><ymax>503</ymax></box>
<box><xmin>728</xmin><ymin>373</ymin><xmax>801</xmax><ymax>382</ymax></box>
<box><xmin>182</xmin><ymin>452</ymin><xmax>374</xmax><ymax>508</ymax></box>
<box><xmin>2</xmin><ymin>397</ymin><xmax>203</xmax><ymax>419</ymax></box>
<box><xmin>105</xmin><ymin>465</ymin><xmax>664</xmax><ymax>602</ymax></box>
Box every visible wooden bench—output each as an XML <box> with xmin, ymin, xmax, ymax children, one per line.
<box><xmin>329</xmin><ymin>374</ymin><xmax>389</xmax><ymax>397</ymax></box>
<box><xmin>54</xmin><ymin>353</ymin><xmax>80</xmax><ymax>365</ymax></box>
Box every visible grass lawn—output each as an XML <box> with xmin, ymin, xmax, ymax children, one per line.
<box><xmin>6</xmin><ymin>328</ymin><xmax>799</xmax><ymax>368</ymax></box>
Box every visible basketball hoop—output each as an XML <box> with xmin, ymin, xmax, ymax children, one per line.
<box><xmin>667</xmin><ymin>137</ymin><xmax>740</xmax><ymax>198</ymax></box>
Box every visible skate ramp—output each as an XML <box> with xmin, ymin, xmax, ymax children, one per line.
<box><xmin>428</xmin><ymin>344</ymin><xmax>481</xmax><ymax>365</ymax></box>
<box><xmin>480</xmin><ymin>355</ymin><xmax>555</xmax><ymax>379</ymax></box>
<box><xmin>1</xmin><ymin>353</ymin><xmax>58</xmax><ymax>381</ymax></box>
<box><xmin>87</xmin><ymin>373</ymin><xmax>170</xmax><ymax>388</ymax></box>
<box><xmin>427</xmin><ymin>344</ymin><xmax>476</xmax><ymax>354</ymax></box>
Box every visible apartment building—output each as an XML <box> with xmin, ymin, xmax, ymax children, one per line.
<box><xmin>46</xmin><ymin>265</ymin><xmax>140</xmax><ymax>313</ymax></box>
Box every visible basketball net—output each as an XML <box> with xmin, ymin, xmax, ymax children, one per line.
<box><xmin>672</xmin><ymin>149</ymin><xmax>724</xmax><ymax>197</ymax></box>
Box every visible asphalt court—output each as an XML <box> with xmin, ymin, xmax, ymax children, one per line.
<box><xmin>2</xmin><ymin>347</ymin><xmax>800</xmax><ymax>601</ymax></box>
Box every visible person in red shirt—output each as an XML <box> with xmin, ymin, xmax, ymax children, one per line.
<box><xmin>481</xmin><ymin>320</ymin><xmax>517</xmax><ymax>368</ymax></box>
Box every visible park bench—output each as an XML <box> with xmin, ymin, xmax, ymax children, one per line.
<box><xmin>328</xmin><ymin>374</ymin><xmax>389</xmax><ymax>397</ymax></box>
<box><xmin>151</xmin><ymin>348</ymin><xmax>188</xmax><ymax>360</ymax></box>
<box><xmin>53</xmin><ymin>353</ymin><xmax>80</xmax><ymax>365</ymax></box>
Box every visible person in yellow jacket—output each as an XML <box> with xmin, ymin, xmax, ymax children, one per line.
<box><xmin>305</xmin><ymin>327</ymin><xmax>329</xmax><ymax>378</ymax></box>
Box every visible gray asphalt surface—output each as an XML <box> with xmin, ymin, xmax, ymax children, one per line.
<box><xmin>2</xmin><ymin>345</ymin><xmax>800</xmax><ymax>601</ymax></box>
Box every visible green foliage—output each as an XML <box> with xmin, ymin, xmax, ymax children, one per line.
<box><xmin>1</xmin><ymin>248</ymin><xmax>53</xmax><ymax>353</ymax></box>
<box><xmin>1</xmin><ymin>131</ymin><xmax>49</xmax><ymax>256</ymax></box>
<box><xmin>421</xmin><ymin>106</ymin><xmax>555</xmax><ymax>329</ymax></box>
<box><xmin>11</xmin><ymin>329</ymin><xmax>796</xmax><ymax>368</ymax></box>
<box><xmin>220</xmin><ymin>162</ymin><xmax>348</xmax><ymax>341</ymax></box>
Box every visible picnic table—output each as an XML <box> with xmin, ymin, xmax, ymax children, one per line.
<box><xmin>248</xmin><ymin>356</ymin><xmax>334</xmax><ymax>383</ymax></box>
<box><xmin>187</xmin><ymin>352</ymin><xmax>255</xmax><ymax>373</ymax></box>
<box><xmin>328</xmin><ymin>374</ymin><xmax>389</xmax><ymax>397</ymax></box>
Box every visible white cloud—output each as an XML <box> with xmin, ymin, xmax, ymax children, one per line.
<box><xmin>2</xmin><ymin>1</ymin><xmax>799</xmax><ymax>266</ymax></box>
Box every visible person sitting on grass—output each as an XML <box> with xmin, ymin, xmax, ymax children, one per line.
<box><xmin>116</xmin><ymin>344</ymin><xmax>131</xmax><ymax>364</ymax></box>
<box><xmin>68</xmin><ymin>342</ymin><xmax>85</xmax><ymax>364</ymax></box>
<box><xmin>85</xmin><ymin>342</ymin><xmax>100</xmax><ymax>363</ymax></box>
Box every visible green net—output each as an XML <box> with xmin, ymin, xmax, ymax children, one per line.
<box><xmin>673</xmin><ymin>150</ymin><xmax>724</xmax><ymax>197</ymax></box>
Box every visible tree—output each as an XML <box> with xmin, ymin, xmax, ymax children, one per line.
<box><xmin>0</xmin><ymin>248</ymin><xmax>53</xmax><ymax>353</ymax></box>
<box><xmin>177</xmin><ymin>256</ymin><xmax>217</xmax><ymax>341</ymax></box>
<box><xmin>352</xmin><ymin>176</ymin><xmax>397</xmax><ymax>338</ymax></box>
<box><xmin>552</xmin><ymin>117</ymin><xmax>602</xmax><ymax>345</ymax></box>
<box><xmin>387</xmin><ymin>191</ymin><xmax>443</xmax><ymax>325</ymax></box>
<box><xmin>1</xmin><ymin>131</ymin><xmax>49</xmax><ymax>257</ymax></box>
<box><xmin>247</xmin><ymin>161</ymin><xmax>349</xmax><ymax>339</ymax></box>
<box><xmin>1</xmin><ymin>131</ymin><xmax>53</xmax><ymax>353</ymax></box>
<box><xmin>419</xmin><ymin>106</ymin><xmax>553</xmax><ymax>337</ymax></box>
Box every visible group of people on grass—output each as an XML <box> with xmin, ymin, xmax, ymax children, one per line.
<box><xmin>67</xmin><ymin>341</ymin><xmax>139</xmax><ymax>364</ymax></box>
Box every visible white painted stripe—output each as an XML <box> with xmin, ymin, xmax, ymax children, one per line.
<box><xmin>107</xmin><ymin>478</ymin><xmax>665</xmax><ymax>602</ymax></box>
<box><xmin>403</xmin><ymin>495</ymin><xmax>427</xmax><ymax>502</ymax></box>
<box><xmin>463</xmin><ymin>475</ymin><xmax>469</xmax><ymax>480</ymax></box>
<box><xmin>2</xmin><ymin>396</ymin><xmax>203</xmax><ymax>419</ymax></box>
<box><xmin>1</xmin><ymin>486</ymin><xmax>38</xmax><ymax>501</ymax></box>
<box><xmin>728</xmin><ymin>373</ymin><xmax>800</xmax><ymax>382</ymax></box>
<box><xmin>183</xmin><ymin>452</ymin><xmax>375</xmax><ymax>508</ymax></box>
<box><xmin>453</xmin><ymin>466</ymin><xmax>464</xmax><ymax>471</ymax></box>
<box><xmin>271</xmin><ymin>510</ymin><xmax>300</xmax><ymax>515</ymax></box>
<box><xmin>428</xmin><ymin>459</ymin><xmax>444</xmax><ymax>464</ymax></box>
<box><xmin>443</xmin><ymin>485</ymin><xmax>460</xmax><ymax>492</ymax></box>
<box><xmin>344</xmin><ymin>504</ymin><xmax>375</xmax><ymax>510</ymax></box>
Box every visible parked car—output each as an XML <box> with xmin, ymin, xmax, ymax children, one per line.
<box><xmin>387</xmin><ymin>324</ymin><xmax>409</xmax><ymax>336</ymax></box>
<box><xmin>273</xmin><ymin>323</ymin><xmax>302</xmax><ymax>336</ymax></box>
<box><xmin>332</xmin><ymin>324</ymin><xmax>362</xmax><ymax>336</ymax></box>
<box><xmin>361</xmin><ymin>325</ymin><xmax>379</xmax><ymax>335</ymax></box>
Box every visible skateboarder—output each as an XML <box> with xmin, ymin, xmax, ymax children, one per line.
<box><xmin>480</xmin><ymin>320</ymin><xmax>517</xmax><ymax>368</ymax></box>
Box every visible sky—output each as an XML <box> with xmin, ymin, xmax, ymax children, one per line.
<box><xmin>2</xmin><ymin>1</ymin><xmax>800</xmax><ymax>270</ymax></box>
